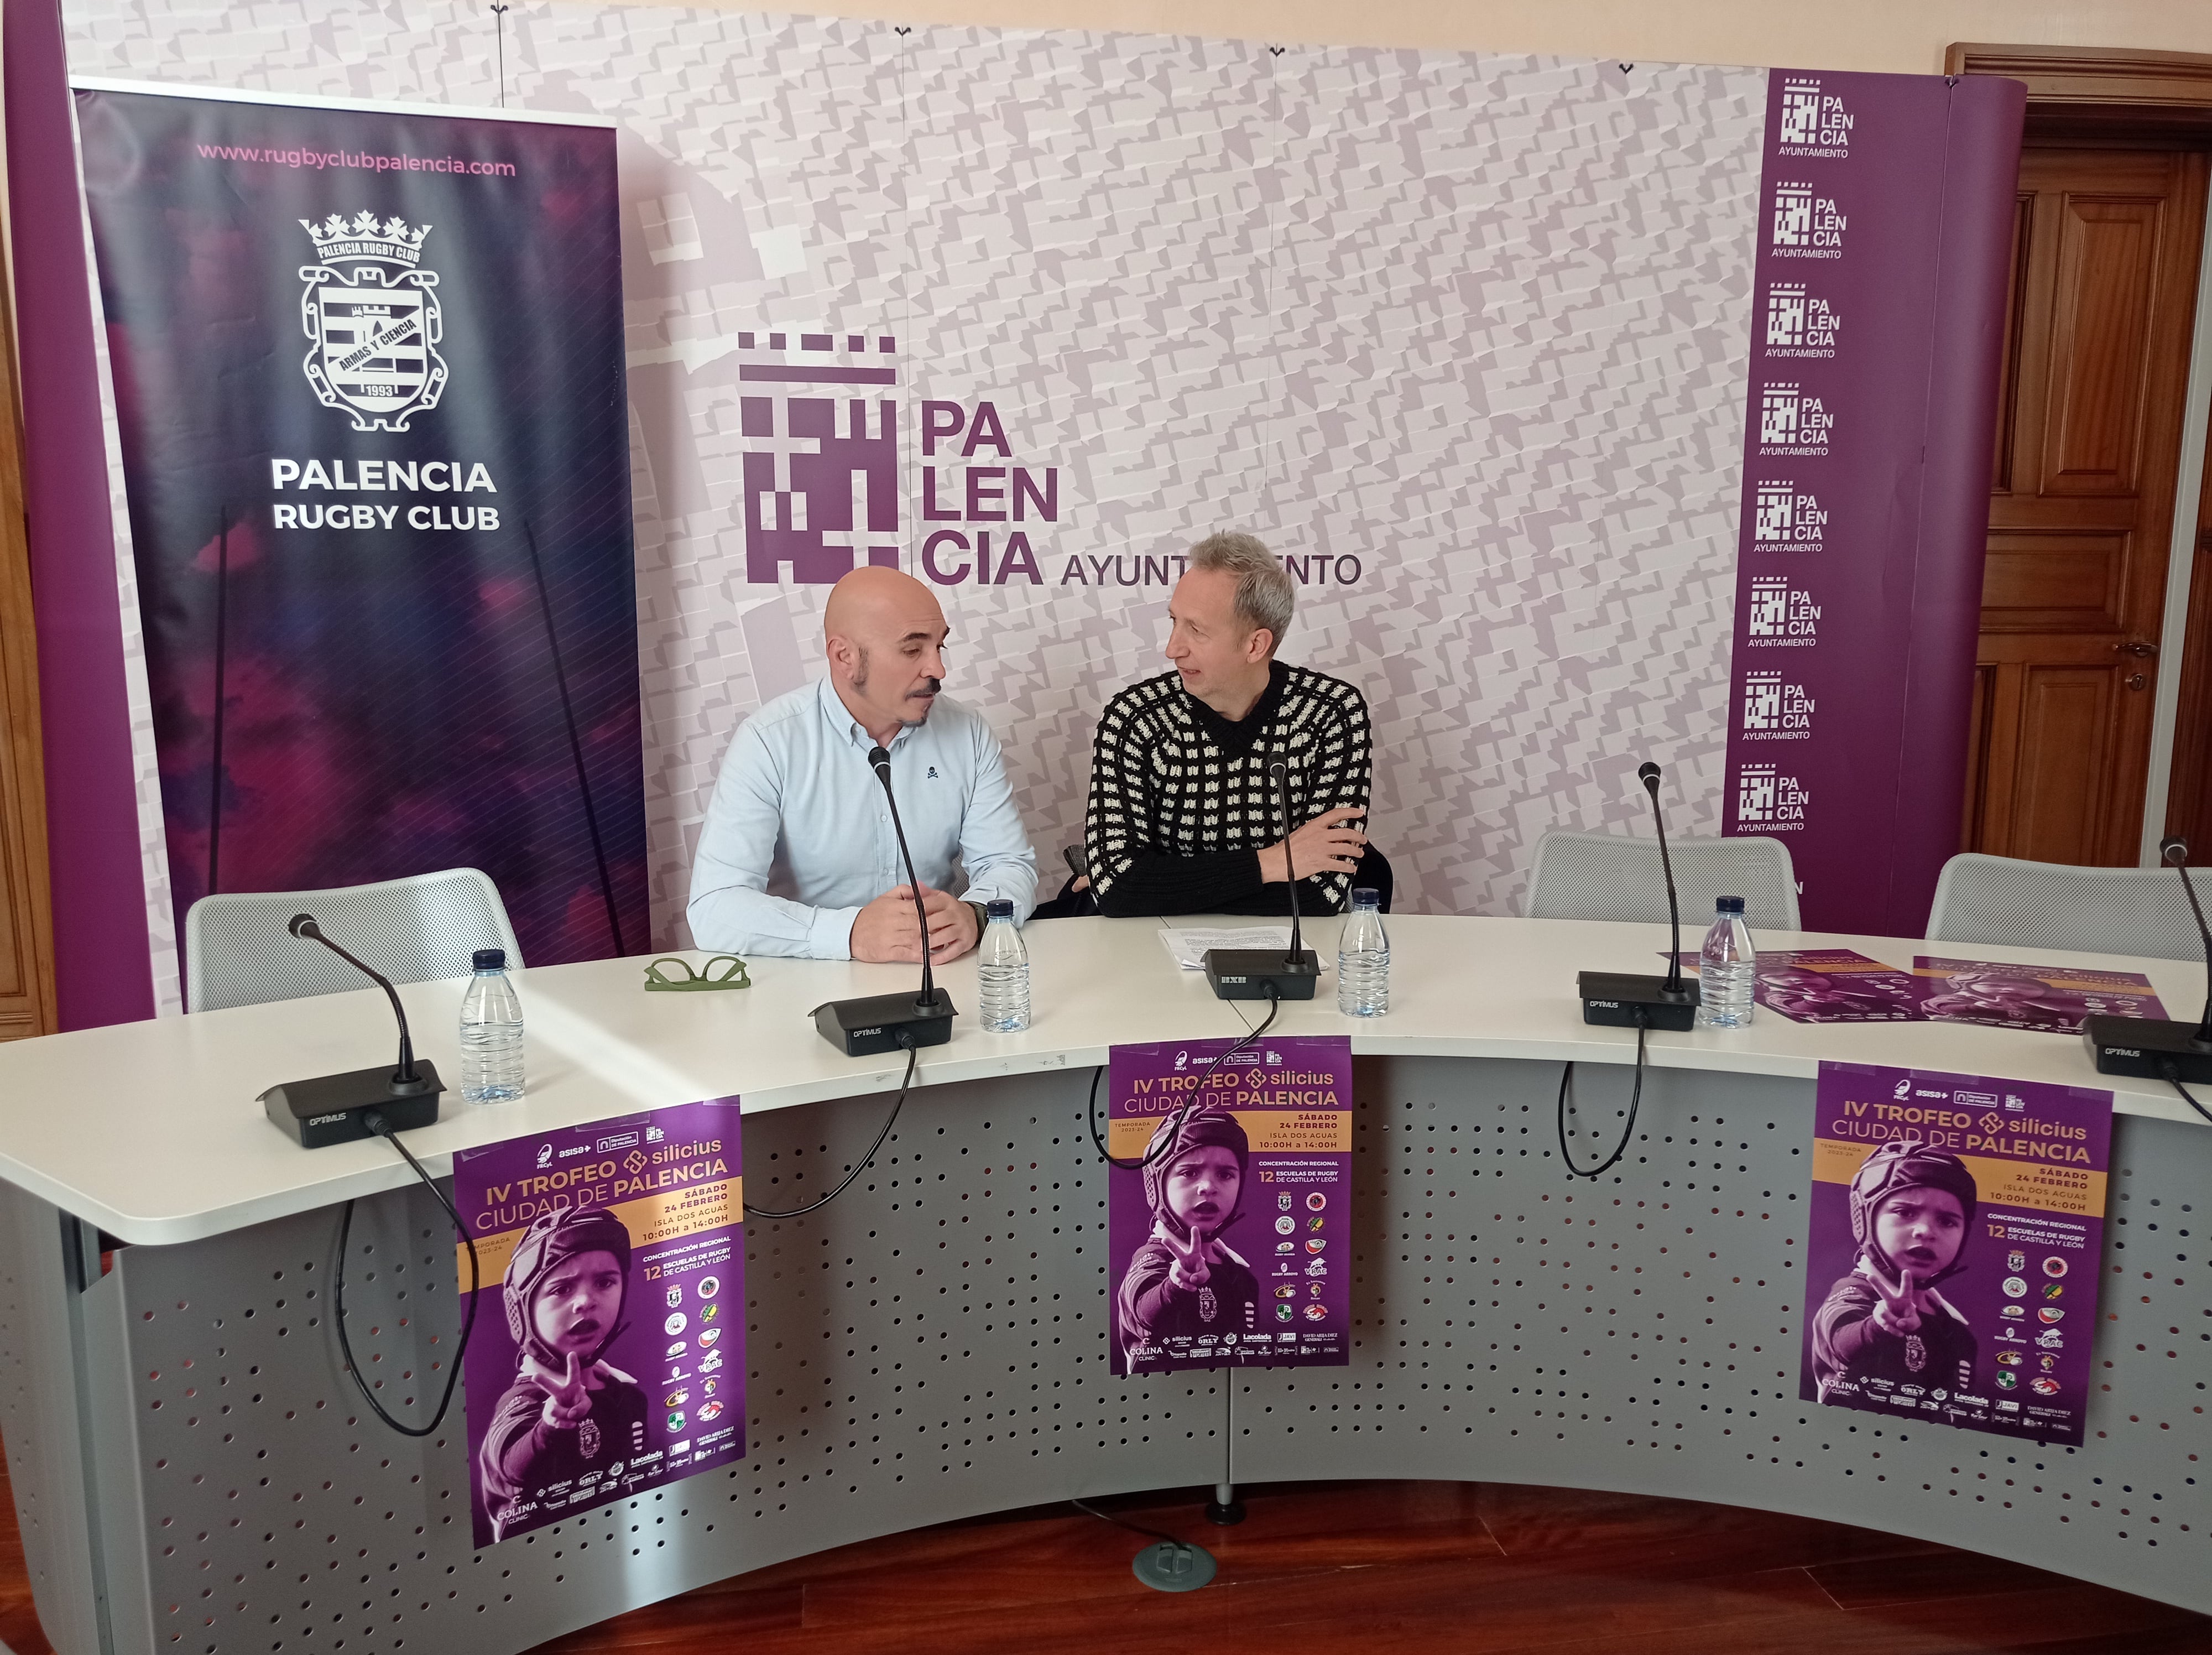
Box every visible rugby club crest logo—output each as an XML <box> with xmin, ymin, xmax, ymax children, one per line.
<box><xmin>297</xmin><ymin>211</ymin><xmax>448</xmax><ymax>431</ymax></box>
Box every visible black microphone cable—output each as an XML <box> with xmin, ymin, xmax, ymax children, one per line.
<box><xmin>333</xmin><ymin>1111</ymin><xmax>481</xmax><ymax>1438</ymax></box>
<box><xmin>1087</xmin><ymin>991</ymin><xmax>1282</xmax><ymax>1171</ymax></box>
<box><xmin>1556</xmin><ymin>1011</ymin><xmax>1649</xmax><ymax>1180</ymax></box>
<box><xmin>2158</xmin><ymin>1061</ymin><xmax>2212</xmax><ymax>1128</ymax></box>
<box><xmin>746</xmin><ymin>1043</ymin><xmax>920</xmax><ymax>1219</ymax></box>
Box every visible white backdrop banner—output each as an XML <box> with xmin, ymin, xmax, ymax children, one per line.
<box><xmin>67</xmin><ymin>3</ymin><xmax>1792</xmax><ymax>945</ymax></box>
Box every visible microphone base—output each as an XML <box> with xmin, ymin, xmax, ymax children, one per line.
<box><xmin>262</xmin><ymin>1061</ymin><xmax>445</xmax><ymax>1149</ymax></box>
<box><xmin>2083</xmin><ymin>1014</ymin><xmax>2212</xmax><ymax>1084</ymax></box>
<box><xmin>1204</xmin><ymin>949</ymin><xmax>1321</xmax><ymax>1001</ymax></box>
<box><xmin>1578</xmin><ymin>971</ymin><xmax>1700</xmax><ymax>1031</ymax></box>
<box><xmin>815</xmin><ymin>989</ymin><xmax>957</xmax><ymax>1057</ymax></box>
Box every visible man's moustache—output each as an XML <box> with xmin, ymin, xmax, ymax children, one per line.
<box><xmin>909</xmin><ymin>678</ymin><xmax>942</xmax><ymax>699</ymax></box>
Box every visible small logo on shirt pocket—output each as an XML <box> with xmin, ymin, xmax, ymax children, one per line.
<box><xmin>926</xmin><ymin>764</ymin><xmax>940</xmax><ymax>778</ymax></box>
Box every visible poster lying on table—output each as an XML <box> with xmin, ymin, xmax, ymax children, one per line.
<box><xmin>1107</xmin><ymin>1034</ymin><xmax>1353</xmax><ymax>1376</ymax></box>
<box><xmin>452</xmin><ymin>1099</ymin><xmax>744</xmax><ymax>1545</ymax></box>
<box><xmin>1800</xmin><ymin>1063</ymin><xmax>2111</xmax><ymax>1446</ymax></box>
<box><xmin>1671</xmin><ymin>948</ymin><xmax>1923</xmax><ymax>1022</ymax></box>
<box><xmin>1910</xmin><ymin>957</ymin><xmax>2168</xmax><ymax>1035</ymax></box>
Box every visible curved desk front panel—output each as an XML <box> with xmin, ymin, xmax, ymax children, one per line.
<box><xmin>0</xmin><ymin>918</ymin><xmax>2204</xmax><ymax>1654</ymax></box>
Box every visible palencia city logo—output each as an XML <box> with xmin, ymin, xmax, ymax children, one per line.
<box><xmin>298</xmin><ymin>211</ymin><xmax>448</xmax><ymax>433</ymax></box>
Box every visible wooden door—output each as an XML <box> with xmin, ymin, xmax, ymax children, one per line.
<box><xmin>1961</xmin><ymin>147</ymin><xmax>2209</xmax><ymax>866</ymax></box>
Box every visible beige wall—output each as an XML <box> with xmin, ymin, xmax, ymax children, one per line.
<box><xmin>617</xmin><ymin>0</ymin><xmax>2212</xmax><ymax>74</ymax></box>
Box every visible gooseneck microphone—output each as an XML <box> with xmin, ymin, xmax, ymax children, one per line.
<box><xmin>1642</xmin><ymin>762</ymin><xmax>1687</xmax><ymax>998</ymax></box>
<box><xmin>1203</xmin><ymin>754</ymin><xmax>1322</xmax><ymax>1001</ymax></box>
<box><xmin>812</xmin><ymin>744</ymin><xmax>959</xmax><ymax>1055</ymax></box>
<box><xmin>1575</xmin><ymin>758</ymin><xmax>1700</xmax><ymax>1031</ymax></box>
<box><xmin>259</xmin><ymin>913</ymin><xmax>445</xmax><ymax>1147</ymax></box>
<box><xmin>2084</xmin><ymin>836</ymin><xmax>2212</xmax><ymax>1085</ymax></box>
<box><xmin>870</xmin><ymin>744</ymin><xmax>941</xmax><ymax>1015</ymax></box>
<box><xmin>2171</xmin><ymin>837</ymin><xmax>2212</xmax><ymax>1045</ymax></box>
<box><xmin>1272</xmin><ymin>759</ymin><xmax>1306</xmax><ymax>967</ymax></box>
<box><xmin>291</xmin><ymin>914</ymin><xmax>435</xmax><ymax>1094</ymax></box>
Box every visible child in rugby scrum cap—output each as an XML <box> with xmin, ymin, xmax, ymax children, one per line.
<box><xmin>477</xmin><ymin>1205</ymin><xmax>649</xmax><ymax>1540</ymax></box>
<box><xmin>1115</xmin><ymin>1107</ymin><xmax>1259</xmax><ymax>1372</ymax></box>
<box><xmin>1811</xmin><ymin>1139</ymin><xmax>1980</xmax><ymax>1402</ymax></box>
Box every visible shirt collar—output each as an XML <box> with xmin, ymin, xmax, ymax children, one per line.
<box><xmin>816</xmin><ymin>674</ymin><xmax>916</xmax><ymax>754</ymax></box>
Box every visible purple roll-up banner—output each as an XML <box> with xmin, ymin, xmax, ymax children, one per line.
<box><xmin>1724</xmin><ymin>72</ymin><xmax>2025</xmax><ymax>935</ymax></box>
<box><xmin>4</xmin><ymin>1</ymin><xmax>154</xmax><ymax>1029</ymax></box>
<box><xmin>452</xmin><ymin>1100</ymin><xmax>744</xmax><ymax>1547</ymax></box>
<box><xmin>1801</xmin><ymin>1063</ymin><xmax>2111</xmax><ymax>1447</ymax></box>
<box><xmin>1107</xmin><ymin>1034</ymin><xmax>1352</xmax><ymax>1377</ymax></box>
<box><xmin>72</xmin><ymin>82</ymin><xmax>646</xmax><ymax>990</ymax></box>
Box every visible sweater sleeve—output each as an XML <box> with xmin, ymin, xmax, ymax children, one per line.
<box><xmin>1084</xmin><ymin>693</ymin><xmax>1268</xmax><ymax>917</ymax></box>
<box><xmin>1300</xmin><ymin>679</ymin><xmax>1374</xmax><ymax>915</ymax></box>
<box><xmin>1810</xmin><ymin>1275</ymin><xmax>1887</xmax><ymax>1386</ymax></box>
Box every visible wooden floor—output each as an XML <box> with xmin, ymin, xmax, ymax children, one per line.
<box><xmin>2</xmin><ymin>1455</ymin><xmax>2205</xmax><ymax>1654</ymax></box>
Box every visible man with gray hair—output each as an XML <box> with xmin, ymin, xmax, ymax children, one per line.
<box><xmin>1082</xmin><ymin>531</ymin><xmax>1374</xmax><ymax>917</ymax></box>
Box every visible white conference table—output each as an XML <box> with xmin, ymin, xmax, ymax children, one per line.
<box><xmin>0</xmin><ymin>914</ymin><xmax>2205</xmax><ymax>1655</ymax></box>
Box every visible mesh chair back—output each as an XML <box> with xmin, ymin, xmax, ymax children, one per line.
<box><xmin>1525</xmin><ymin>831</ymin><xmax>1802</xmax><ymax>931</ymax></box>
<box><xmin>1925</xmin><ymin>853</ymin><xmax>2209</xmax><ymax>962</ymax></box>
<box><xmin>185</xmin><ymin>869</ymin><xmax>523</xmax><ymax>1013</ymax></box>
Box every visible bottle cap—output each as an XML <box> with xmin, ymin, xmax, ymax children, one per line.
<box><xmin>1715</xmin><ymin>896</ymin><xmax>1746</xmax><ymax>915</ymax></box>
<box><xmin>473</xmin><ymin>947</ymin><xmax>507</xmax><ymax>970</ymax></box>
<box><xmin>986</xmin><ymin>898</ymin><xmax>1014</xmax><ymax>919</ymax></box>
<box><xmin>1350</xmin><ymin>887</ymin><xmax>1381</xmax><ymax>908</ymax></box>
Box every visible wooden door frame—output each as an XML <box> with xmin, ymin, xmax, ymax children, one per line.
<box><xmin>1947</xmin><ymin>44</ymin><xmax>2212</xmax><ymax>132</ymax></box>
<box><xmin>1949</xmin><ymin>44</ymin><xmax>2212</xmax><ymax>867</ymax></box>
<box><xmin>0</xmin><ymin>216</ymin><xmax>57</xmax><ymax>1040</ymax></box>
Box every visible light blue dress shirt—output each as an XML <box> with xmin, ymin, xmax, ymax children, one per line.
<box><xmin>686</xmin><ymin>677</ymin><xmax>1039</xmax><ymax>959</ymax></box>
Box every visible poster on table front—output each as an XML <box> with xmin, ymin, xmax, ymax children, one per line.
<box><xmin>452</xmin><ymin>1100</ymin><xmax>744</xmax><ymax>1546</ymax></box>
<box><xmin>1799</xmin><ymin>1063</ymin><xmax>2111</xmax><ymax>1447</ymax></box>
<box><xmin>1107</xmin><ymin>1035</ymin><xmax>1352</xmax><ymax>1376</ymax></box>
<box><xmin>73</xmin><ymin>84</ymin><xmax>645</xmax><ymax>975</ymax></box>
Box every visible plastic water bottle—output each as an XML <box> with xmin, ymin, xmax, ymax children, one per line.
<box><xmin>1695</xmin><ymin>896</ymin><xmax>1756</xmax><ymax>1029</ymax></box>
<box><xmin>976</xmin><ymin>899</ymin><xmax>1030</xmax><ymax>1032</ymax></box>
<box><xmin>458</xmin><ymin>946</ymin><xmax>525</xmax><ymax>1102</ymax></box>
<box><xmin>1337</xmin><ymin>886</ymin><xmax>1390</xmax><ymax>1017</ymax></box>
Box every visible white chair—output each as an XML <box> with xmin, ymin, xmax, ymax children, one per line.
<box><xmin>1524</xmin><ymin>830</ymin><xmax>1802</xmax><ymax>931</ymax></box>
<box><xmin>184</xmin><ymin>868</ymin><xmax>523</xmax><ymax>1013</ymax></box>
<box><xmin>1924</xmin><ymin>852</ymin><xmax>2208</xmax><ymax>962</ymax></box>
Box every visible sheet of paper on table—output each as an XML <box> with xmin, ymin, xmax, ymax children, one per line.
<box><xmin>1157</xmin><ymin>927</ymin><xmax>1295</xmax><ymax>970</ymax></box>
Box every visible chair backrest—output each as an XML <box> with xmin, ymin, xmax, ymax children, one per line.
<box><xmin>1525</xmin><ymin>830</ymin><xmax>1802</xmax><ymax>931</ymax></box>
<box><xmin>185</xmin><ymin>868</ymin><xmax>523</xmax><ymax>1013</ymax></box>
<box><xmin>1925</xmin><ymin>853</ymin><xmax>2208</xmax><ymax>962</ymax></box>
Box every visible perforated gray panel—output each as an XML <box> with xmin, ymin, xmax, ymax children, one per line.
<box><xmin>95</xmin><ymin>1069</ymin><xmax>1222</xmax><ymax>1654</ymax></box>
<box><xmin>18</xmin><ymin>1058</ymin><xmax>2209</xmax><ymax>1655</ymax></box>
<box><xmin>1925</xmin><ymin>853</ymin><xmax>2209</xmax><ymax>962</ymax></box>
<box><xmin>1524</xmin><ymin>831</ymin><xmax>1802</xmax><ymax>930</ymax></box>
<box><xmin>1233</xmin><ymin>1056</ymin><xmax>2211</xmax><ymax>1611</ymax></box>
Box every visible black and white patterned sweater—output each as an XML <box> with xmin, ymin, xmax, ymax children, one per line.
<box><xmin>1083</xmin><ymin>661</ymin><xmax>1373</xmax><ymax>918</ymax></box>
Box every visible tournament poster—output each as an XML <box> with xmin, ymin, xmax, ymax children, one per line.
<box><xmin>1911</xmin><ymin>957</ymin><xmax>2169</xmax><ymax>1035</ymax></box>
<box><xmin>1799</xmin><ymin>1063</ymin><xmax>2112</xmax><ymax>1446</ymax></box>
<box><xmin>1671</xmin><ymin>948</ymin><xmax>1923</xmax><ymax>1023</ymax></box>
<box><xmin>452</xmin><ymin>1099</ymin><xmax>745</xmax><ymax>1546</ymax></box>
<box><xmin>1106</xmin><ymin>1034</ymin><xmax>1352</xmax><ymax>1377</ymax></box>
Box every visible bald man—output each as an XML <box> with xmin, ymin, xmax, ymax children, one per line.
<box><xmin>687</xmin><ymin>568</ymin><xmax>1037</xmax><ymax>961</ymax></box>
